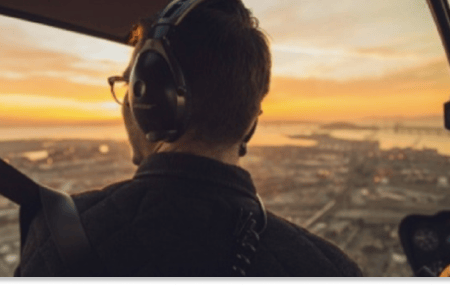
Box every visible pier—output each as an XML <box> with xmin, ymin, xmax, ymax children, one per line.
<box><xmin>385</xmin><ymin>124</ymin><xmax>449</xmax><ymax>136</ymax></box>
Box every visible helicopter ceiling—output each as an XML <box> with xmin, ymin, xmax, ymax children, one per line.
<box><xmin>0</xmin><ymin>0</ymin><xmax>170</xmax><ymax>45</ymax></box>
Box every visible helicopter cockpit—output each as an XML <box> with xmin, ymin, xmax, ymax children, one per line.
<box><xmin>0</xmin><ymin>0</ymin><xmax>449</xmax><ymax>277</ymax></box>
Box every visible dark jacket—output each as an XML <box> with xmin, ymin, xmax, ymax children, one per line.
<box><xmin>16</xmin><ymin>152</ymin><xmax>362</xmax><ymax>277</ymax></box>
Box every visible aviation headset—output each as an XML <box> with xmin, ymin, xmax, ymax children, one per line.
<box><xmin>128</xmin><ymin>0</ymin><xmax>258</xmax><ymax>149</ymax></box>
<box><xmin>129</xmin><ymin>2</ymin><xmax>266</xmax><ymax>276</ymax></box>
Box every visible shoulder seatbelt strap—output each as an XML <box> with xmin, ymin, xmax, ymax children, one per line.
<box><xmin>0</xmin><ymin>159</ymin><xmax>92</xmax><ymax>275</ymax></box>
<box><xmin>39</xmin><ymin>186</ymin><xmax>93</xmax><ymax>273</ymax></box>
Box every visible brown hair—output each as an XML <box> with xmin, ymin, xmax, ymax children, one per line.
<box><xmin>127</xmin><ymin>0</ymin><xmax>271</xmax><ymax>145</ymax></box>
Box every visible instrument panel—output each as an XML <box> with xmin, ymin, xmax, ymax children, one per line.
<box><xmin>399</xmin><ymin>211</ymin><xmax>450</xmax><ymax>277</ymax></box>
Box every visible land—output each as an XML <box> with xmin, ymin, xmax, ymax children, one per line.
<box><xmin>0</xmin><ymin>139</ymin><xmax>136</xmax><ymax>276</ymax></box>
<box><xmin>242</xmin><ymin>134</ymin><xmax>450</xmax><ymax>277</ymax></box>
<box><xmin>319</xmin><ymin>122</ymin><xmax>380</xmax><ymax>130</ymax></box>
<box><xmin>0</xmin><ymin>136</ymin><xmax>448</xmax><ymax>276</ymax></box>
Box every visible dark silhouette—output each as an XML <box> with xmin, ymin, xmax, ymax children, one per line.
<box><xmin>13</xmin><ymin>0</ymin><xmax>361</xmax><ymax>277</ymax></box>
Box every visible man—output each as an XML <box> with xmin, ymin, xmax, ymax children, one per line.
<box><xmin>16</xmin><ymin>0</ymin><xmax>362</xmax><ymax>276</ymax></box>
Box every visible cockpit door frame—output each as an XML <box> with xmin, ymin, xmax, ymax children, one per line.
<box><xmin>427</xmin><ymin>0</ymin><xmax>450</xmax><ymax>65</ymax></box>
<box><xmin>427</xmin><ymin>0</ymin><xmax>450</xmax><ymax>129</ymax></box>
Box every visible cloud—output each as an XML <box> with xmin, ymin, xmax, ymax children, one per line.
<box><xmin>272</xmin><ymin>44</ymin><xmax>423</xmax><ymax>60</ymax></box>
<box><xmin>0</xmin><ymin>43</ymin><xmax>125</xmax><ymax>85</ymax></box>
<box><xmin>271</xmin><ymin>56</ymin><xmax>450</xmax><ymax>98</ymax></box>
<box><xmin>258</xmin><ymin>0</ymin><xmax>444</xmax><ymax>80</ymax></box>
<box><xmin>0</xmin><ymin>16</ymin><xmax>131</xmax><ymax>125</ymax></box>
<box><xmin>0</xmin><ymin>15</ymin><xmax>130</xmax><ymax>92</ymax></box>
<box><xmin>0</xmin><ymin>75</ymin><xmax>114</xmax><ymax>103</ymax></box>
<box><xmin>246</xmin><ymin>0</ymin><xmax>440</xmax><ymax>56</ymax></box>
<box><xmin>261</xmin><ymin>57</ymin><xmax>450</xmax><ymax>121</ymax></box>
<box><xmin>0</xmin><ymin>6</ymin><xmax>447</xmax><ymax>125</ymax></box>
<box><xmin>0</xmin><ymin>15</ymin><xmax>132</xmax><ymax>63</ymax></box>
<box><xmin>1</xmin><ymin>93</ymin><xmax>117</xmax><ymax>109</ymax></box>
<box><xmin>0</xmin><ymin>29</ymin><xmax>129</xmax><ymax>104</ymax></box>
<box><xmin>0</xmin><ymin>93</ymin><xmax>122</xmax><ymax>126</ymax></box>
<box><xmin>271</xmin><ymin>44</ymin><xmax>428</xmax><ymax>80</ymax></box>
<box><xmin>353</xmin><ymin>47</ymin><xmax>421</xmax><ymax>60</ymax></box>
<box><xmin>0</xmin><ymin>71</ymin><xmax>27</xmax><ymax>80</ymax></box>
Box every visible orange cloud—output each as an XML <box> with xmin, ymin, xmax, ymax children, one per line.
<box><xmin>353</xmin><ymin>47</ymin><xmax>421</xmax><ymax>59</ymax></box>
<box><xmin>0</xmin><ymin>12</ymin><xmax>449</xmax><ymax>127</ymax></box>
<box><xmin>0</xmin><ymin>76</ymin><xmax>112</xmax><ymax>102</ymax></box>
<box><xmin>2</xmin><ymin>57</ymin><xmax>449</xmax><ymax>126</ymax></box>
<box><xmin>0</xmin><ymin>94</ymin><xmax>123</xmax><ymax>126</ymax></box>
<box><xmin>0</xmin><ymin>24</ymin><xmax>128</xmax><ymax>103</ymax></box>
<box><xmin>261</xmin><ymin>57</ymin><xmax>450</xmax><ymax>122</ymax></box>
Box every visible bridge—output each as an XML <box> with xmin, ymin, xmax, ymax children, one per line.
<box><xmin>319</xmin><ymin>122</ymin><xmax>450</xmax><ymax>137</ymax></box>
<box><xmin>381</xmin><ymin>124</ymin><xmax>450</xmax><ymax>136</ymax></box>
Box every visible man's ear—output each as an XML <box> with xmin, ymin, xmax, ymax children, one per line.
<box><xmin>242</xmin><ymin>119</ymin><xmax>258</xmax><ymax>144</ymax></box>
<box><xmin>239</xmin><ymin>118</ymin><xmax>258</xmax><ymax>157</ymax></box>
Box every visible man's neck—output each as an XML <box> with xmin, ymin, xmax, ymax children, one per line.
<box><xmin>156</xmin><ymin>142</ymin><xmax>241</xmax><ymax>166</ymax></box>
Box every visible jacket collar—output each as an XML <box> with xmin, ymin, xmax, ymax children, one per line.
<box><xmin>134</xmin><ymin>152</ymin><xmax>257</xmax><ymax>197</ymax></box>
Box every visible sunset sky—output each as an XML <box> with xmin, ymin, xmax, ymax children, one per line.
<box><xmin>0</xmin><ymin>0</ymin><xmax>449</xmax><ymax>125</ymax></box>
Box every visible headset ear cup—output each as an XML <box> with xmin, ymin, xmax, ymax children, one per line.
<box><xmin>130</xmin><ymin>50</ymin><xmax>179</xmax><ymax>141</ymax></box>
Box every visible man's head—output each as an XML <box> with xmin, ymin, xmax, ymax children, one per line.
<box><xmin>122</xmin><ymin>0</ymin><xmax>271</xmax><ymax>165</ymax></box>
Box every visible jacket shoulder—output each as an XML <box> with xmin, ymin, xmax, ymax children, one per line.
<box><xmin>249</xmin><ymin>212</ymin><xmax>362</xmax><ymax>277</ymax></box>
<box><xmin>18</xmin><ymin>180</ymin><xmax>131</xmax><ymax>276</ymax></box>
<box><xmin>71</xmin><ymin>180</ymin><xmax>131</xmax><ymax>213</ymax></box>
<box><xmin>290</xmin><ymin>218</ymin><xmax>362</xmax><ymax>277</ymax></box>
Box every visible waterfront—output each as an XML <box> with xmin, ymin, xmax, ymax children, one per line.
<box><xmin>0</xmin><ymin>121</ymin><xmax>448</xmax><ymax>276</ymax></box>
<box><xmin>1</xmin><ymin>119</ymin><xmax>450</xmax><ymax>155</ymax></box>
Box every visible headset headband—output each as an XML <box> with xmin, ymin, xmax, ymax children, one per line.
<box><xmin>158</xmin><ymin>0</ymin><xmax>206</xmax><ymax>27</ymax></box>
<box><xmin>146</xmin><ymin>0</ymin><xmax>206</xmax><ymax>91</ymax></box>
<box><xmin>129</xmin><ymin>0</ymin><xmax>206</xmax><ymax>142</ymax></box>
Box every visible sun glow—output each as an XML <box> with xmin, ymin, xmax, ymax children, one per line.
<box><xmin>0</xmin><ymin>94</ymin><xmax>121</xmax><ymax>125</ymax></box>
<box><xmin>0</xmin><ymin>0</ymin><xmax>449</xmax><ymax>126</ymax></box>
